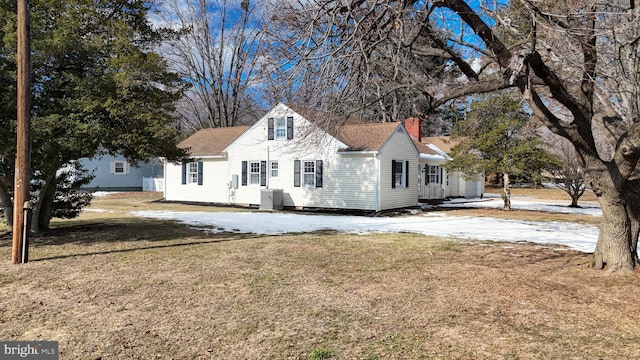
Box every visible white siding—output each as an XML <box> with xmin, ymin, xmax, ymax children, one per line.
<box><xmin>164</xmin><ymin>159</ymin><xmax>237</xmax><ymax>204</ymax></box>
<box><xmin>377</xmin><ymin>127</ymin><xmax>419</xmax><ymax>210</ymax></box>
<box><xmin>164</xmin><ymin>103</ymin><xmax>420</xmax><ymax>211</ymax></box>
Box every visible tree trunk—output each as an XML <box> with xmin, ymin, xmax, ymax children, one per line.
<box><xmin>625</xmin><ymin>182</ymin><xmax>640</xmax><ymax>263</ymax></box>
<box><xmin>0</xmin><ymin>185</ymin><xmax>13</xmax><ymax>226</ymax></box>
<box><xmin>569</xmin><ymin>192</ymin><xmax>579</xmax><ymax>208</ymax></box>
<box><xmin>31</xmin><ymin>173</ymin><xmax>56</xmax><ymax>234</ymax></box>
<box><xmin>591</xmin><ymin>193</ymin><xmax>635</xmax><ymax>272</ymax></box>
<box><xmin>501</xmin><ymin>172</ymin><xmax>511</xmax><ymax>210</ymax></box>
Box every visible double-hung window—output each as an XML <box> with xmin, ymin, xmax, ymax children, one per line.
<box><xmin>182</xmin><ymin>161</ymin><xmax>203</xmax><ymax>185</ymax></box>
<box><xmin>270</xmin><ymin>161</ymin><xmax>279</xmax><ymax>178</ymax></box>
<box><xmin>427</xmin><ymin>165</ymin><xmax>441</xmax><ymax>184</ymax></box>
<box><xmin>241</xmin><ymin>160</ymin><xmax>266</xmax><ymax>186</ymax></box>
<box><xmin>249</xmin><ymin>161</ymin><xmax>261</xmax><ymax>185</ymax></box>
<box><xmin>303</xmin><ymin>161</ymin><xmax>315</xmax><ymax>187</ymax></box>
<box><xmin>110</xmin><ymin>160</ymin><xmax>129</xmax><ymax>174</ymax></box>
<box><xmin>275</xmin><ymin>118</ymin><xmax>287</xmax><ymax>140</ymax></box>
<box><xmin>391</xmin><ymin>159</ymin><xmax>409</xmax><ymax>188</ymax></box>
<box><xmin>188</xmin><ymin>162</ymin><xmax>199</xmax><ymax>184</ymax></box>
<box><xmin>268</xmin><ymin>117</ymin><xmax>294</xmax><ymax>140</ymax></box>
<box><xmin>294</xmin><ymin>160</ymin><xmax>323</xmax><ymax>188</ymax></box>
<box><xmin>114</xmin><ymin>162</ymin><xmax>125</xmax><ymax>174</ymax></box>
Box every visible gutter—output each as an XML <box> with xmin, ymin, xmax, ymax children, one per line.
<box><xmin>338</xmin><ymin>151</ymin><xmax>379</xmax><ymax>156</ymax></box>
<box><xmin>419</xmin><ymin>154</ymin><xmax>447</xmax><ymax>161</ymax></box>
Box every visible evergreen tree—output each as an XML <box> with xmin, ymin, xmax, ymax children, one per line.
<box><xmin>446</xmin><ymin>94</ymin><xmax>560</xmax><ymax>210</ymax></box>
<box><xmin>0</xmin><ymin>0</ymin><xmax>188</xmax><ymax>232</ymax></box>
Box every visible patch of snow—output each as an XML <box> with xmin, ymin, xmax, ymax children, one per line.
<box><xmin>440</xmin><ymin>196</ymin><xmax>602</xmax><ymax>217</ymax></box>
<box><xmin>92</xmin><ymin>191</ymin><xmax>120</xmax><ymax>197</ymax></box>
<box><xmin>131</xmin><ymin>202</ymin><xmax>600</xmax><ymax>253</ymax></box>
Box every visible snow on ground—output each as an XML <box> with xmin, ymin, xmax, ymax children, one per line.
<box><xmin>131</xmin><ymin>196</ymin><xmax>601</xmax><ymax>253</ymax></box>
<box><xmin>438</xmin><ymin>193</ymin><xmax>603</xmax><ymax>216</ymax></box>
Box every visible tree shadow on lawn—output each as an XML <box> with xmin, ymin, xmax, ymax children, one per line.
<box><xmin>1</xmin><ymin>217</ymin><xmax>260</xmax><ymax>262</ymax></box>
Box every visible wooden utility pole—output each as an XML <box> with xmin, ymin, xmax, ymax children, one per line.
<box><xmin>12</xmin><ymin>0</ymin><xmax>31</xmax><ymax>264</ymax></box>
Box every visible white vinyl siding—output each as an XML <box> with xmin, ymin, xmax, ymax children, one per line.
<box><xmin>378</xmin><ymin>128</ymin><xmax>419</xmax><ymax>210</ymax></box>
<box><xmin>163</xmin><ymin>103</ymin><xmax>420</xmax><ymax>211</ymax></box>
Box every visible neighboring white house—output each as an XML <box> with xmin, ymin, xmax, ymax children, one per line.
<box><xmin>164</xmin><ymin>103</ymin><xmax>420</xmax><ymax>211</ymax></box>
<box><xmin>77</xmin><ymin>155</ymin><xmax>164</xmax><ymax>191</ymax></box>
<box><xmin>404</xmin><ymin>118</ymin><xmax>485</xmax><ymax>200</ymax></box>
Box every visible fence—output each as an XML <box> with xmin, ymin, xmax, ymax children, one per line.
<box><xmin>142</xmin><ymin>177</ymin><xmax>164</xmax><ymax>192</ymax></box>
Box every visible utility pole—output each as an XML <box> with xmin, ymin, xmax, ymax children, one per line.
<box><xmin>12</xmin><ymin>0</ymin><xmax>31</xmax><ymax>264</ymax></box>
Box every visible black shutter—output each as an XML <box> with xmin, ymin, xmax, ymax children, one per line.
<box><xmin>425</xmin><ymin>165</ymin><xmax>429</xmax><ymax>185</ymax></box>
<box><xmin>287</xmin><ymin>117</ymin><xmax>294</xmax><ymax>140</ymax></box>
<box><xmin>241</xmin><ymin>161</ymin><xmax>247</xmax><ymax>186</ymax></box>
<box><xmin>405</xmin><ymin>160</ymin><xmax>409</xmax><ymax>187</ymax></box>
<box><xmin>197</xmin><ymin>162</ymin><xmax>203</xmax><ymax>185</ymax></box>
<box><xmin>260</xmin><ymin>161</ymin><xmax>267</xmax><ymax>186</ymax></box>
<box><xmin>440</xmin><ymin>167</ymin><xmax>443</xmax><ymax>184</ymax></box>
<box><xmin>294</xmin><ymin>160</ymin><xmax>301</xmax><ymax>187</ymax></box>
<box><xmin>316</xmin><ymin>160</ymin><xmax>323</xmax><ymax>188</ymax></box>
<box><xmin>391</xmin><ymin>160</ymin><xmax>396</xmax><ymax>188</ymax></box>
<box><xmin>268</xmin><ymin>118</ymin><xmax>274</xmax><ymax>140</ymax></box>
<box><xmin>181</xmin><ymin>163</ymin><xmax>187</xmax><ymax>185</ymax></box>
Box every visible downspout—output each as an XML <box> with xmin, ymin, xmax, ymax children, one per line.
<box><xmin>375</xmin><ymin>153</ymin><xmax>380</xmax><ymax>212</ymax></box>
<box><xmin>266</xmin><ymin>145</ymin><xmax>270</xmax><ymax>189</ymax></box>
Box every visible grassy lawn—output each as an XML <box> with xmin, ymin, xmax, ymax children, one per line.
<box><xmin>1</xmin><ymin>191</ymin><xmax>639</xmax><ymax>359</ymax></box>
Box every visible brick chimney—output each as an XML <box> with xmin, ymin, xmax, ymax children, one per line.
<box><xmin>404</xmin><ymin>118</ymin><xmax>421</xmax><ymax>142</ymax></box>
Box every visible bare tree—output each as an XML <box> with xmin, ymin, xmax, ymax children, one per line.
<box><xmin>160</xmin><ymin>0</ymin><xmax>268</xmax><ymax>132</ymax></box>
<box><xmin>278</xmin><ymin>0</ymin><xmax>640</xmax><ymax>272</ymax></box>
<box><xmin>544</xmin><ymin>134</ymin><xmax>587</xmax><ymax>208</ymax></box>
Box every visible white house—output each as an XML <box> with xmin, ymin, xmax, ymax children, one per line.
<box><xmin>404</xmin><ymin>118</ymin><xmax>485</xmax><ymax>200</ymax></box>
<box><xmin>164</xmin><ymin>103</ymin><xmax>420</xmax><ymax>211</ymax></box>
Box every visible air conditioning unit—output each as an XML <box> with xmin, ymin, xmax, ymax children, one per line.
<box><xmin>260</xmin><ymin>189</ymin><xmax>283</xmax><ymax>210</ymax></box>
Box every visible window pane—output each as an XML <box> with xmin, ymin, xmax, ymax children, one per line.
<box><xmin>270</xmin><ymin>161</ymin><xmax>278</xmax><ymax>177</ymax></box>
<box><xmin>427</xmin><ymin>165</ymin><xmax>440</xmax><ymax>184</ymax></box>
<box><xmin>394</xmin><ymin>161</ymin><xmax>404</xmax><ymax>187</ymax></box>
<box><xmin>188</xmin><ymin>162</ymin><xmax>198</xmax><ymax>183</ymax></box>
<box><xmin>114</xmin><ymin>162</ymin><xmax>124</xmax><ymax>173</ymax></box>
<box><xmin>303</xmin><ymin>161</ymin><xmax>315</xmax><ymax>186</ymax></box>
<box><xmin>276</xmin><ymin>118</ymin><xmax>287</xmax><ymax>139</ymax></box>
<box><xmin>250</xmin><ymin>162</ymin><xmax>260</xmax><ymax>184</ymax></box>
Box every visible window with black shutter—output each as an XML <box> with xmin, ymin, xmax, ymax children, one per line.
<box><xmin>392</xmin><ymin>159</ymin><xmax>406</xmax><ymax>188</ymax></box>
